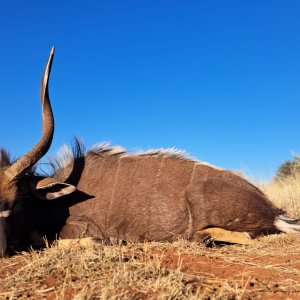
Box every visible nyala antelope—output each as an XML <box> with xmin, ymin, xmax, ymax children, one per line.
<box><xmin>1</xmin><ymin>48</ymin><xmax>299</xmax><ymax>256</ymax></box>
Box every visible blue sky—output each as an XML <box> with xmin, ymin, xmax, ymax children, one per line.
<box><xmin>0</xmin><ymin>1</ymin><xmax>300</xmax><ymax>181</ymax></box>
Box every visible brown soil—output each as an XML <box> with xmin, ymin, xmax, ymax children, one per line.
<box><xmin>156</xmin><ymin>247</ymin><xmax>300</xmax><ymax>299</ymax></box>
<box><xmin>0</xmin><ymin>235</ymin><xmax>300</xmax><ymax>299</ymax></box>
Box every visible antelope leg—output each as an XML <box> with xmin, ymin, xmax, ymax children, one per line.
<box><xmin>193</xmin><ymin>227</ymin><xmax>254</xmax><ymax>245</ymax></box>
<box><xmin>57</xmin><ymin>237</ymin><xmax>99</xmax><ymax>247</ymax></box>
<box><xmin>58</xmin><ymin>215</ymin><xmax>122</xmax><ymax>246</ymax></box>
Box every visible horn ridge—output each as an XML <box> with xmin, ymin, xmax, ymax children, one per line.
<box><xmin>6</xmin><ymin>47</ymin><xmax>55</xmax><ymax>180</ymax></box>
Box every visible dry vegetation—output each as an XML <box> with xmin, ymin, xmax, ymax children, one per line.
<box><xmin>261</xmin><ymin>174</ymin><xmax>300</xmax><ymax>218</ymax></box>
<box><xmin>1</xmin><ymin>175</ymin><xmax>300</xmax><ymax>299</ymax></box>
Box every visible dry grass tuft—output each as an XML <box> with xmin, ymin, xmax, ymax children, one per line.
<box><xmin>260</xmin><ymin>174</ymin><xmax>300</xmax><ymax>218</ymax></box>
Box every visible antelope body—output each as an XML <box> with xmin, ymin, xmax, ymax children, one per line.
<box><xmin>1</xmin><ymin>49</ymin><xmax>299</xmax><ymax>256</ymax></box>
<box><xmin>55</xmin><ymin>145</ymin><xmax>284</xmax><ymax>242</ymax></box>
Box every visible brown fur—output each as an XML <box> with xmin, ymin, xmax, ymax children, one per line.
<box><xmin>53</xmin><ymin>144</ymin><xmax>283</xmax><ymax>242</ymax></box>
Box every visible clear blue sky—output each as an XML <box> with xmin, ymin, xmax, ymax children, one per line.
<box><xmin>0</xmin><ymin>1</ymin><xmax>300</xmax><ymax>181</ymax></box>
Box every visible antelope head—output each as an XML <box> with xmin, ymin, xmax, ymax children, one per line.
<box><xmin>0</xmin><ymin>48</ymin><xmax>75</xmax><ymax>256</ymax></box>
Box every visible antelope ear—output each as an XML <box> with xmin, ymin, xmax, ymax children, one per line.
<box><xmin>34</xmin><ymin>177</ymin><xmax>76</xmax><ymax>200</ymax></box>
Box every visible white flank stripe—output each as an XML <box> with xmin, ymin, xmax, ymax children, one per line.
<box><xmin>274</xmin><ymin>217</ymin><xmax>300</xmax><ymax>233</ymax></box>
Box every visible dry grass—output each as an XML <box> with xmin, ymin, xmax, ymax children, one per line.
<box><xmin>1</xmin><ymin>235</ymin><xmax>300</xmax><ymax>299</ymax></box>
<box><xmin>261</xmin><ymin>174</ymin><xmax>300</xmax><ymax>218</ymax></box>
<box><xmin>0</xmin><ymin>241</ymin><xmax>207</xmax><ymax>299</ymax></box>
<box><xmin>1</xmin><ymin>175</ymin><xmax>300</xmax><ymax>299</ymax></box>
